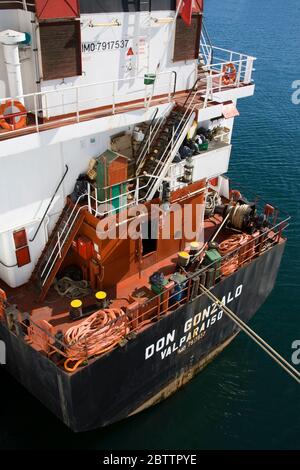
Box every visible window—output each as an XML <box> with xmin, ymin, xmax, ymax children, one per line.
<box><xmin>141</xmin><ymin>219</ymin><xmax>158</xmax><ymax>256</ymax></box>
<box><xmin>0</xmin><ymin>1</ymin><xmax>34</xmax><ymax>12</ymax></box>
<box><xmin>13</xmin><ymin>229</ymin><xmax>31</xmax><ymax>268</ymax></box>
<box><xmin>39</xmin><ymin>20</ymin><xmax>82</xmax><ymax>80</ymax></box>
<box><xmin>13</xmin><ymin>229</ymin><xmax>27</xmax><ymax>249</ymax></box>
<box><xmin>173</xmin><ymin>14</ymin><xmax>202</xmax><ymax>62</ymax></box>
<box><xmin>15</xmin><ymin>247</ymin><xmax>31</xmax><ymax>268</ymax></box>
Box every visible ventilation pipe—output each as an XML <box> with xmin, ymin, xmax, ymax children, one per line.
<box><xmin>0</xmin><ymin>29</ymin><xmax>26</xmax><ymax>103</ymax></box>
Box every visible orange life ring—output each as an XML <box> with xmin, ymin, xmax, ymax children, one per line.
<box><xmin>222</xmin><ymin>63</ymin><xmax>237</xmax><ymax>86</ymax></box>
<box><xmin>0</xmin><ymin>100</ymin><xmax>27</xmax><ymax>131</ymax></box>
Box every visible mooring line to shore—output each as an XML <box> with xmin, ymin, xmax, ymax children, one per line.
<box><xmin>199</xmin><ymin>285</ymin><xmax>300</xmax><ymax>384</ymax></box>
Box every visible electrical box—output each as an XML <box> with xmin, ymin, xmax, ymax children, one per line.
<box><xmin>73</xmin><ymin>236</ymin><xmax>94</xmax><ymax>261</ymax></box>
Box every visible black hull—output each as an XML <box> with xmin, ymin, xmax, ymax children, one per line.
<box><xmin>0</xmin><ymin>242</ymin><xmax>286</xmax><ymax>432</ymax></box>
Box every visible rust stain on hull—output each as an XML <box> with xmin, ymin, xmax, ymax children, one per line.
<box><xmin>130</xmin><ymin>333</ymin><xmax>238</xmax><ymax>417</ymax></box>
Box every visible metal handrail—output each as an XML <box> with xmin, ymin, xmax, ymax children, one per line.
<box><xmin>200</xmin><ymin>26</ymin><xmax>256</xmax><ymax>91</ymax></box>
<box><xmin>87</xmin><ymin>177</ymin><xmax>151</xmax><ymax>217</ymax></box>
<box><xmin>200</xmin><ymin>20</ymin><xmax>214</xmax><ymax>66</ymax></box>
<box><xmin>29</xmin><ymin>164</ymin><xmax>69</xmax><ymax>243</ymax></box>
<box><xmin>40</xmin><ymin>194</ymin><xmax>87</xmax><ymax>285</ymax></box>
<box><xmin>0</xmin><ymin>71</ymin><xmax>175</xmax><ymax>104</ymax></box>
<box><xmin>135</xmin><ymin>107</ymin><xmax>159</xmax><ymax>167</ymax></box>
<box><xmin>208</xmin><ymin>44</ymin><xmax>257</xmax><ymax>60</ymax></box>
<box><xmin>130</xmin><ymin>216</ymin><xmax>290</xmax><ymax>318</ymax></box>
<box><xmin>204</xmin><ymin>57</ymin><xmax>250</xmax><ymax>70</ymax></box>
<box><xmin>172</xmin><ymin>71</ymin><xmax>178</xmax><ymax>96</ymax></box>
<box><xmin>200</xmin><ymin>33</ymin><xmax>256</xmax><ymax>64</ymax></box>
<box><xmin>182</xmin><ymin>78</ymin><xmax>199</xmax><ymax>108</ymax></box>
<box><xmin>143</xmin><ymin>85</ymin><xmax>200</xmax><ymax>201</ymax></box>
<box><xmin>0</xmin><ymin>70</ymin><xmax>176</xmax><ymax>133</ymax></box>
<box><xmin>202</xmin><ymin>56</ymin><xmax>255</xmax><ymax>93</ymax></box>
<box><xmin>136</xmin><ymin>102</ymin><xmax>174</xmax><ymax>174</ymax></box>
<box><xmin>14</xmin><ymin>208</ymin><xmax>289</xmax><ymax>361</ymax></box>
<box><xmin>202</xmin><ymin>20</ymin><xmax>214</xmax><ymax>61</ymax></box>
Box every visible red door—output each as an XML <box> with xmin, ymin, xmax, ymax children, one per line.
<box><xmin>35</xmin><ymin>0</ymin><xmax>80</xmax><ymax>20</ymax></box>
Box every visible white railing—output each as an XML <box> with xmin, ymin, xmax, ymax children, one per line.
<box><xmin>200</xmin><ymin>29</ymin><xmax>213</xmax><ymax>66</ymax></box>
<box><xmin>200</xmin><ymin>31</ymin><xmax>256</xmax><ymax>94</ymax></box>
<box><xmin>87</xmin><ymin>177</ymin><xmax>151</xmax><ymax>218</ymax></box>
<box><xmin>205</xmin><ymin>55</ymin><xmax>255</xmax><ymax>86</ymax></box>
<box><xmin>86</xmin><ymin>88</ymin><xmax>202</xmax><ymax>212</ymax></box>
<box><xmin>40</xmin><ymin>181</ymin><xmax>154</xmax><ymax>284</ymax></box>
<box><xmin>0</xmin><ymin>70</ymin><xmax>176</xmax><ymax>135</ymax></box>
<box><xmin>40</xmin><ymin>194</ymin><xmax>87</xmax><ymax>287</ymax></box>
<box><xmin>0</xmin><ymin>45</ymin><xmax>256</xmax><ymax>140</ymax></box>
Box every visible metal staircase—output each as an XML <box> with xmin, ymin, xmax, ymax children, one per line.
<box><xmin>136</xmin><ymin>83</ymin><xmax>201</xmax><ymax>201</ymax></box>
<box><xmin>31</xmin><ymin>195</ymin><xmax>87</xmax><ymax>301</ymax></box>
<box><xmin>135</xmin><ymin>103</ymin><xmax>175</xmax><ymax>174</ymax></box>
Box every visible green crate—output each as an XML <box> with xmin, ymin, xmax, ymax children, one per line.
<box><xmin>199</xmin><ymin>142</ymin><xmax>209</xmax><ymax>151</ymax></box>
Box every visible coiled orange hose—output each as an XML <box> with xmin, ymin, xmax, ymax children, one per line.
<box><xmin>218</xmin><ymin>234</ymin><xmax>249</xmax><ymax>255</ymax></box>
<box><xmin>64</xmin><ymin>308</ymin><xmax>129</xmax><ymax>372</ymax></box>
<box><xmin>219</xmin><ymin>234</ymin><xmax>253</xmax><ymax>276</ymax></box>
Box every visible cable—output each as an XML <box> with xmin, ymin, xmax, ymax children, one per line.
<box><xmin>205</xmin><ymin>191</ymin><xmax>220</xmax><ymax>216</ymax></box>
<box><xmin>230</xmin><ymin>204</ymin><xmax>252</xmax><ymax>230</ymax></box>
<box><xmin>200</xmin><ymin>285</ymin><xmax>300</xmax><ymax>384</ymax></box>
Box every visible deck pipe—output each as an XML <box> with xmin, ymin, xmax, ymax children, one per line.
<box><xmin>0</xmin><ymin>29</ymin><xmax>26</xmax><ymax>103</ymax></box>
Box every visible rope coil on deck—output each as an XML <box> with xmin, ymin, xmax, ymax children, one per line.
<box><xmin>64</xmin><ymin>308</ymin><xmax>129</xmax><ymax>372</ymax></box>
<box><xmin>54</xmin><ymin>277</ymin><xmax>92</xmax><ymax>299</ymax></box>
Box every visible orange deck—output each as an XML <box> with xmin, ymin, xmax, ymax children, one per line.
<box><xmin>0</xmin><ymin>214</ymin><xmax>223</xmax><ymax>335</ymax></box>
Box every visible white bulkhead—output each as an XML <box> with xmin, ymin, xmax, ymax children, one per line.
<box><xmin>0</xmin><ymin>2</ymin><xmax>255</xmax><ymax>288</ymax></box>
<box><xmin>39</xmin><ymin>10</ymin><xmax>197</xmax><ymax>117</ymax></box>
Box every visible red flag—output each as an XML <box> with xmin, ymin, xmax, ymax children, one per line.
<box><xmin>196</xmin><ymin>1</ymin><xmax>204</xmax><ymax>12</ymax></box>
<box><xmin>180</xmin><ymin>0</ymin><xmax>193</xmax><ymax>26</ymax></box>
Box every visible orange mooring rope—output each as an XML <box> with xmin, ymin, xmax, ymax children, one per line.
<box><xmin>64</xmin><ymin>308</ymin><xmax>129</xmax><ymax>372</ymax></box>
<box><xmin>219</xmin><ymin>234</ymin><xmax>253</xmax><ymax>276</ymax></box>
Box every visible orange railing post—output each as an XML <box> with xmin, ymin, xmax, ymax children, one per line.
<box><xmin>126</xmin><ymin>301</ymin><xmax>140</xmax><ymax>331</ymax></box>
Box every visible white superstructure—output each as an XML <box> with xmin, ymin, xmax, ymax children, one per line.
<box><xmin>0</xmin><ymin>1</ymin><xmax>255</xmax><ymax>288</ymax></box>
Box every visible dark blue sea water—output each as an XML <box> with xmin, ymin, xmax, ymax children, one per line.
<box><xmin>1</xmin><ymin>0</ymin><xmax>300</xmax><ymax>450</ymax></box>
